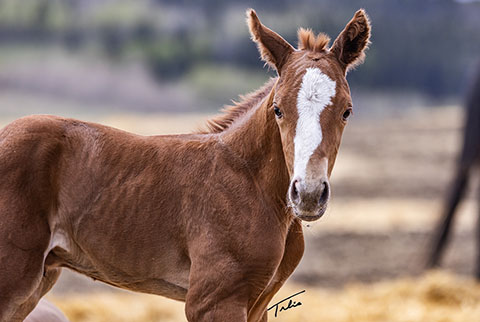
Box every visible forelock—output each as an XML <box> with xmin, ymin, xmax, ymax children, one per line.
<box><xmin>297</xmin><ymin>28</ymin><xmax>331</xmax><ymax>53</ymax></box>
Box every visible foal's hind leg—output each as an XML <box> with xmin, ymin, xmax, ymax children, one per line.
<box><xmin>11</xmin><ymin>267</ymin><xmax>61</xmax><ymax>321</ymax></box>
<box><xmin>0</xmin><ymin>246</ymin><xmax>50</xmax><ymax>322</ymax></box>
<box><xmin>0</xmin><ymin>202</ymin><xmax>52</xmax><ymax>321</ymax></box>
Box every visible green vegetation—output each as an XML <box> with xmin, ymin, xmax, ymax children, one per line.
<box><xmin>0</xmin><ymin>0</ymin><xmax>479</xmax><ymax>100</ymax></box>
<box><xmin>184</xmin><ymin>64</ymin><xmax>271</xmax><ymax>105</ymax></box>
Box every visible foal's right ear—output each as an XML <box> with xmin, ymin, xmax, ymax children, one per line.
<box><xmin>247</xmin><ymin>9</ymin><xmax>295</xmax><ymax>74</ymax></box>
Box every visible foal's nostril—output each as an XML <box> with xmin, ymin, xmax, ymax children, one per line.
<box><xmin>290</xmin><ymin>179</ymin><xmax>300</xmax><ymax>203</ymax></box>
<box><xmin>319</xmin><ymin>181</ymin><xmax>330</xmax><ymax>205</ymax></box>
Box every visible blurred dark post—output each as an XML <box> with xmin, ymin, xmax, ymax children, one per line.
<box><xmin>428</xmin><ymin>63</ymin><xmax>480</xmax><ymax>278</ymax></box>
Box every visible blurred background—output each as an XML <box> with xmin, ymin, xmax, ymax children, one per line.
<box><xmin>3</xmin><ymin>0</ymin><xmax>480</xmax><ymax>321</ymax></box>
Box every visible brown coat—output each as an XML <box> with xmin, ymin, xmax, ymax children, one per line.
<box><xmin>0</xmin><ymin>9</ymin><xmax>370</xmax><ymax>322</ymax></box>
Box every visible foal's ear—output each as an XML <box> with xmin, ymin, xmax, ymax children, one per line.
<box><xmin>330</xmin><ymin>9</ymin><xmax>371</xmax><ymax>73</ymax></box>
<box><xmin>247</xmin><ymin>9</ymin><xmax>295</xmax><ymax>74</ymax></box>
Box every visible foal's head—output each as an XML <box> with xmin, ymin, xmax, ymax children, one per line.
<box><xmin>248</xmin><ymin>9</ymin><xmax>370</xmax><ymax>221</ymax></box>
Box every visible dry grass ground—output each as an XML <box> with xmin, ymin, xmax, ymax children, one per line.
<box><xmin>48</xmin><ymin>271</ymin><xmax>480</xmax><ymax>322</ymax></box>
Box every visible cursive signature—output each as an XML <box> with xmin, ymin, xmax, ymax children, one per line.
<box><xmin>267</xmin><ymin>290</ymin><xmax>305</xmax><ymax>317</ymax></box>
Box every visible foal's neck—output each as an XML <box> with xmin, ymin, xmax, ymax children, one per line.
<box><xmin>220</xmin><ymin>85</ymin><xmax>291</xmax><ymax>219</ymax></box>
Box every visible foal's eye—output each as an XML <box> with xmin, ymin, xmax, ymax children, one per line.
<box><xmin>274</xmin><ymin>105</ymin><xmax>283</xmax><ymax>118</ymax></box>
<box><xmin>342</xmin><ymin>108</ymin><xmax>353</xmax><ymax>121</ymax></box>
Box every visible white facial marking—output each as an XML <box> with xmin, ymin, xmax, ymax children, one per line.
<box><xmin>293</xmin><ymin>68</ymin><xmax>336</xmax><ymax>180</ymax></box>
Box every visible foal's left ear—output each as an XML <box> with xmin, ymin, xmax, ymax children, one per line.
<box><xmin>330</xmin><ymin>9</ymin><xmax>371</xmax><ymax>73</ymax></box>
<box><xmin>247</xmin><ymin>9</ymin><xmax>295</xmax><ymax>74</ymax></box>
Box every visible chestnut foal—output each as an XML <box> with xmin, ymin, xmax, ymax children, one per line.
<box><xmin>0</xmin><ymin>9</ymin><xmax>370</xmax><ymax>322</ymax></box>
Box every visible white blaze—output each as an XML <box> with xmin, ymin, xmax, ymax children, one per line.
<box><xmin>293</xmin><ymin>68</ymin><xmax>336</xmax><ymax>180</ymax></box>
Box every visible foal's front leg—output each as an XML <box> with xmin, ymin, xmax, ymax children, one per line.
<box><xmin>247</xmin><ymin>219</ymin><xmax>304</xmax><ymax>322</ymax></box>
<box><xmin>185</xmin><ymin>249</ymin><xmax>281</xmax><ymax>321</ymax></box>
<box><xmin>185</xmin><ymin>261</ymin><xmax>267</xmax><ymax>321</ymax></box>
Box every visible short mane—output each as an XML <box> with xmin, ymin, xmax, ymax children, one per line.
<box><xmin>201</xmin><ymin>78</ymin><xmax>277</xmax><ymax>134</ymax></box>
<box><xmin>297</xmin><ymin>28</ymin><xmax>330</xmax><ymax>52</ymax></box>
